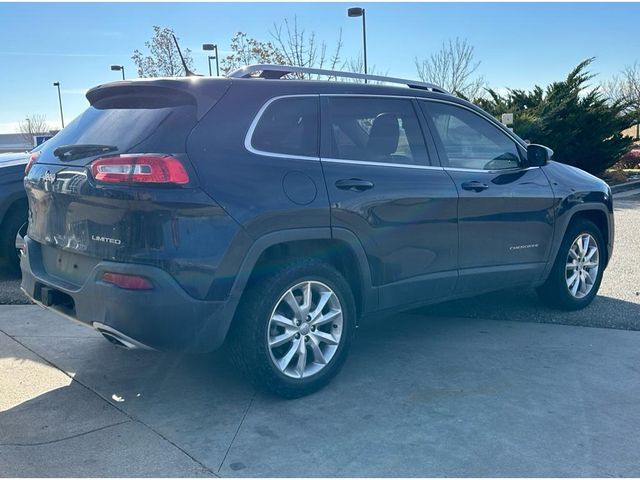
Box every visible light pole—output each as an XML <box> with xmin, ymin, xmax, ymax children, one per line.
<box><xmin>110</xmin><ymin>64</ymin><xmax>125</xmax><ymax>80</ymax></box>
<box><xmin>202</xmin><ymin>43</ymin><xmax>219</xmax><ymax>76</ymax></box>
<box><xmin>52</xmin><ymin>82</ymin><xmax>64</xmax><ymax>128</ymax></box>
<box><xmin>24</xmin><ymin>116</ymin><xmax>34</xmax><ymax>148</ymax></box>
<box><xmin>347</xmin><ymin>6</ymin><xmax>368</xmax><ymax>83</ymax></box>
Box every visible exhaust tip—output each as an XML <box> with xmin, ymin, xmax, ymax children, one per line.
<box><xmin>99</xmin><ymin>331</ymin><xmax>131</xmax><ymax>349</ymax></box>
<box><xmin>93</xmin><ymin>322</ymin><xmax>154</xmax><ymax>351</ymax></box>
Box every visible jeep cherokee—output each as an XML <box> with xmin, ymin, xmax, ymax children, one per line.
<box><xmin>21</xmin><ymin>64</ymin><xmax>614</xmax><ymax>397</ymax></box>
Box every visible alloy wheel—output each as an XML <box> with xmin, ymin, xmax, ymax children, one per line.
<box><xmin>565</xmin><ymin>233</ymin><xmax>599</xmax><ymax>299</ymax></box>
<box><xmin>267</xmin><ymin>281</ymin><xmax>343</xmax><ymax>379</ymax></box>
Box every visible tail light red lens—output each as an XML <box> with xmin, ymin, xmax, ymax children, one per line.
<box><xmin>101</xmin><ymin>272</ymin><xmax>153</xmax><ymax>290</ymax></box>
<box><xmin>90</xmin><ymin>154</ymin><xmax>189</xmax><ymax>185</ymax></box>
<box><xmin>25</xmin><ymin>152</ymin><xmax>39</xmax><ymax>174</ymax></box>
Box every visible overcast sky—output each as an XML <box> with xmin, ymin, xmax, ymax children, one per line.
<box><xmin>1</xmin><ymin>2</ymin><xmax>639</xmax><ymax>133</ymax></box>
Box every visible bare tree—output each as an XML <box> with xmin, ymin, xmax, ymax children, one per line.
<box><xmin>603</xmin><ymin>62</ymin><xmax>640</xmax><ymax>139</ymax></box>
<box><xmin>19</xmin><ymin>115</ymin><xmax>49</xmax><ymax>148</ymax></box>
<box><xmin>221</xmin><ymin>17</ymin><xmax>343</xmax><ymax>79</ymax></box>
<box><xmin>415</xmin><ymin>38</ymin><xmax>486</xmax><ymax>99</ymax></box>
<box><xmin>602</xmin><ymin>75</ymin><xmax>625</xmax><ymax>105</ymax></box>
<box><xmin>603</xmin><ymin>62</ymin><xmax>640</xmax><ymax>107</ymax></box>
<box><xmin>132</xmin><ymin>26</ymin><xmax>195</xmax><ymax>78</ymax></box>
<box><xmin>269</xmin><ymin>17</ymin><xmax>343</xmax><ymax>78</ymax></box>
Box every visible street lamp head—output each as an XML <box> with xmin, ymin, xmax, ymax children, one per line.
<box><xmin>53</xmin><ymin>82</ymin><xmax>60</xmax><ymax>87</ymax></box>
<box><xmin>202</xmin><ymin>43</ymin><xmax>216</xmax><ymax>51</ymax></box>
<box><xmin>347</xmin><ymin>7</ymin><xmax>364</xmax><ymax>17</ymax></box>
<box><xmin>110</xmin><ymin>65</ymin><xmax>123</xmax><ymax>71</ymax></box>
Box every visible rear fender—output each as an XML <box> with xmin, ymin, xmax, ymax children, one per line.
<box><xmin>218</xmin><ymin>227</ymin><xmax>376</xmax><ymax>340</ymax></box>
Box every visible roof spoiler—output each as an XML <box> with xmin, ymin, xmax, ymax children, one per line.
<box><xmin>86</xmin><ymin>79</ymin><xmax>231</xmax><ymax>120</ymax></box>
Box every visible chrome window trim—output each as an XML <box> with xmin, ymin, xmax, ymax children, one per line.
<box><xmin>244</xmin><ymin>93</ymin><xmax>535</xmax><ymax>174</ymax></box>
<box><xmin>319</xmin><ymin>159</ymin><xmax>537</xmax><ymax>174</ymax></box>
<box><xmin>320</xmin><ymin>159</ymin><xmax>539</xmax><ymax>174</ymax></box>
<box><xmin>443</xmin><ymin>166</ymin><xmax>540</xmax><ymax>174</ymax></box>
<box><xmin>244</xmin><ymin>94</ymin><xmax>321</xmax><ymax>161</ymax></box>
<box><xmin>321</xmin><ymin>158</ymin><xmax>444</xmax><ymax>171</ymax></box>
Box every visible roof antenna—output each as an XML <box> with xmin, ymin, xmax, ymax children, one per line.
<box><xmin>172</xmin><ymin>33</ymin><xmax>200</xmax><ymax>77</ymax></box>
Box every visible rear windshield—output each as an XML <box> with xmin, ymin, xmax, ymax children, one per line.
<box><xmin>38</xmin><ymin>101</ymin><xmax>198</xmax><ymax>164</ymax></box>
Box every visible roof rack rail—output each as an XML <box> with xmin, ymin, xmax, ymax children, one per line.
<box><xmin>227</xmin><ymin>64</ymin><xmax>449</xmax><ymax>94</ymax></box>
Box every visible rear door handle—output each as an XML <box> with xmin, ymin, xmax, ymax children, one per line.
<box><xmin>461</xmin><ymin>181</ymin><xmax>489</xmax><ymax>192</ymax></box>
<box><xmin>335</xmin><ymin>178</ymin><xmax>374</xmax><ymax>192</ymax></box>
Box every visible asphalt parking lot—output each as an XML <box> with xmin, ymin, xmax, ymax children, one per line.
<box><xmin>1</xmin><ymin>194</ymin><xmax>639</xmax><ymax>477</ymax></box>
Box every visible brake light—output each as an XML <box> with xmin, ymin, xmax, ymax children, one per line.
<box><xmin>101</xmin><ymin>272</ymin><xmax>153</xmax><ymax>290</ymax></box>
<box><xmin>90</xmin><ymin>154</ymin><xmax>189</xmax><ymax>185</ymax></box>
<box><xmin>25</xmin><ymin>152</ymin><xmax>39</xmax><ymax>174</ymax></box>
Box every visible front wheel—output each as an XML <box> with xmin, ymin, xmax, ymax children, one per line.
<box><xmin>537</xmin><ymin>219</ymin><xmax>605</xmax><ymax>310</ymax></box>
<box><xmin>228</xmin><ymin>260</ymin><xmax>356</xmax><ymax>398</ymax></box>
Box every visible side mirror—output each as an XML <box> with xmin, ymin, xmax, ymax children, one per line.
<box><xmin>526</xmin><ymin>144</ymin><xmax>553</xmax><ymax>167</ymax></box>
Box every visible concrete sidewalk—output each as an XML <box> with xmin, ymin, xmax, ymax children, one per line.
<box><xmin>2</xmin><ymin>305</ymin><xmax>640</xmax><ymax>477</ymax></box>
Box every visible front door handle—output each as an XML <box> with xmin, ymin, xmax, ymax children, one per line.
<box><xmin>461</xmin><ymin>181</ymin><xmax>489</xmax><ymax>192</ymax></box>
<box><xmin>335</xmin><ymin>178</ymin><xmax>374</xmax><ymax>192</ymax></box>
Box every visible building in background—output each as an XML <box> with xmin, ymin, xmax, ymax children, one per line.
<box><xmin>622</xmin><ymin>124</ymin><xmax>640</xmax><ymax>142</ymax></box>
<box><xmin>0</xmin><ymin>134</ymin><xmax>32</xmax><ymax>153</ymax></box>
<box><xmin>0</xmin><ymin>132</ymin><xmax>56</xmax><ymax>153</ymax></box>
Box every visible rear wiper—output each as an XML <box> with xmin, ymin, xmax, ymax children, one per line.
<box><xmin>53</xmin><ymin>144</ymin><xmax>118</xmax><ymax>161</ymax></box>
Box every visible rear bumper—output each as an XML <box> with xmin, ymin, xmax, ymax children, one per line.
<box><xmin>20</xmin><ymin>237</ymin><xmax>233</xmax><ymax>353</ymax></box>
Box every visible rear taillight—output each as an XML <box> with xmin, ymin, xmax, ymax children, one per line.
<box><xmin>25</xmin><ymin>152</ymin><xmax>39</xmax><ymax>174</ymax></box>
<box><xmin>90</xmin><ymin>154</ymin><xmax>189</xmax><ymax>185</ymax></box>
<box><xmin>101</xmin><ymin>272</ymin><xmax>153</xmax><ymax>290</ymax></box>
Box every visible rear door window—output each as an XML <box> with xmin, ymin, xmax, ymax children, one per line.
<box><xmin>250</xmin><ymin>96</ymin><xmax>319</xmax><ymax>158</ymax></box>
<box><xmin>322</xmin><ymin>97</ymin><xmax>429</xmax><ymax>166</ymax></box>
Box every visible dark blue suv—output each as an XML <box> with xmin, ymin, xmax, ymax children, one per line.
<box><xmin>21</xmin><ymin>65</ymin><xmax>614</xmax><ymax>397</ymax></box>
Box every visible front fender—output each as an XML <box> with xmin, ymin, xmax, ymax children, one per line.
<box><xmin>540</xmin><ymin>162</ymin><xmax>614</xmax><ymax>281</ymax></box>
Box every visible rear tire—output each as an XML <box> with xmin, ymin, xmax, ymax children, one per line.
<box><xmin>1</xmin><ymin>211</ymin><xmax>26</xmax><ymax>274</ymax></box>
<box><xmin>537</xmin><ymin>219</ymin><xmax>605</xmax><ymax>310</ymax></box>
<box><xmin>228</xmin><ymin>259</ymin><xmax>356</xmax><ymax>398</ymax></box>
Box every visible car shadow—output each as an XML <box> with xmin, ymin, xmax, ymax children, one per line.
<box><xmin>413</xmin><ymin>287</ymin><xmax>640</xmax><ymax>331</ymax></box>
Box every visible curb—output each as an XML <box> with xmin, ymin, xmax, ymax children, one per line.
<box><xmin>610</xmin><ymin>179</ymin><xmax>640</xmax><ymax>193</ymax></box>
<box><xmin>613</xmin><ymin>187</ymin><xmax>640</xmax><ymax>199</ymax></box>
